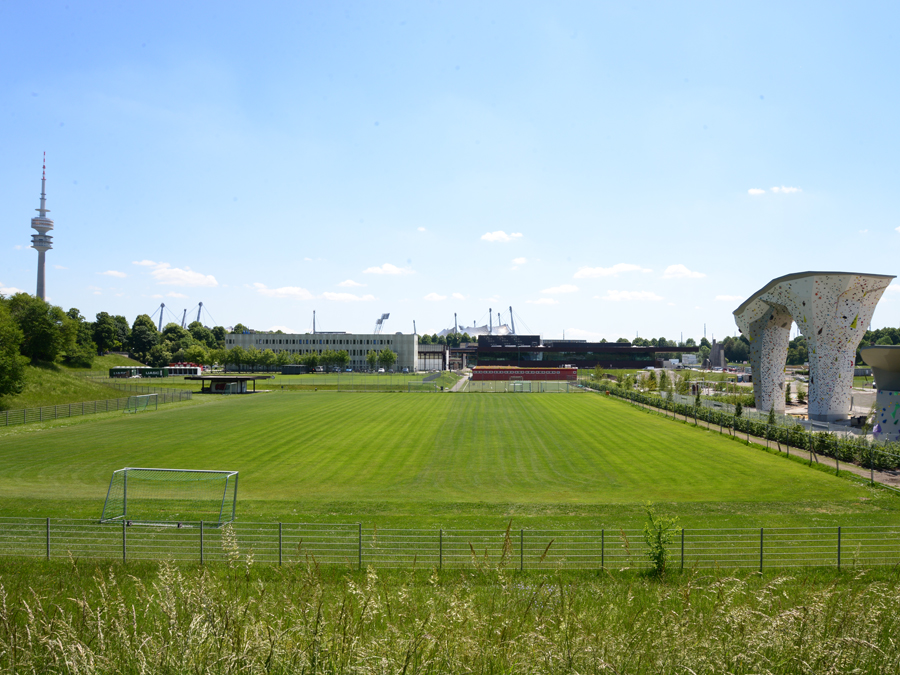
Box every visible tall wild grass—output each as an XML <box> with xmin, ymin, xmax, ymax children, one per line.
<box><xmin>2</xmin><ymin>540</ymin><xmax>899</xmax><ymax>673</ymax></box>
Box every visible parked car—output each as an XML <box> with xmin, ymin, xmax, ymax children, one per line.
<box><xmin>378</xmin><ymin>368</ymin><xmax>385</xmax><ymax>373</ymax></box>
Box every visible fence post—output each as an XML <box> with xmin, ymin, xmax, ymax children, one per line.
<box><xmin>358</xmin><ymin>523</ymin><xmax>362</xmax><ymax>570</ymax></box>
<box><xmin>601</xmin><ymin>529</ymin><xmax>605</xmax><ymax>568</ymax></box>
<box><xmin>122</xmin><ymin>520</ymin><xmax>127</xmax><ymax>563</ymax></box>
<box><xmin>837</xmin><ymin>526</ymin><xmax>841</xmax><ymax>570</ymax></box>
<box><xmin>46</xmin><ymin>517</ymin><xmax>50</xmax><ymax>560</ymax></box>
<box><xmin>439</xmin><ymin>528</ymin><xmax>442</xmax><ymax>570</ymax></box>
<box><xmin>200</xmin><ymin>521</ymin><xmax>204</xmax><ymax>564</ymax></box>
<box><xmin>871</xmin><ymin>448</ymin><xmax>875</xmax><ymax>485</ymax></box>
<box><xmin>759</xmin><ymin>528</ymin><xmax>763</xmax><ymax>572</ymax></box>
<box><xmin>681</xmin><ymin>528</ymin><xmax>685</xmax><ymax>570</ymax></box>
<box><xmin>279</xmin><ymin>522</ymin><xmax>283</xmax><ymax>566</ymax></box>
<box><xmin>520</xmin><ymin>529</ymin><xmax>524</xmax><ymax>571</ymax></box>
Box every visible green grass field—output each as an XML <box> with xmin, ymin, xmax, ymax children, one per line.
<box><xmin>0</xmin><ymin>391</ymin><xmax>894</xmax><ymax>529</ymax></box>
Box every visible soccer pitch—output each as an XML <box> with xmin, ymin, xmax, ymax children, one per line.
<box><xmin>0</xmin><ymin>392</ymin><xmax>895</xmax><ymax>528</ymax></box>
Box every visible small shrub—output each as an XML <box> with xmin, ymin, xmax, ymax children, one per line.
<box><xmin>643</xmin><ymin>503</ymin><xmax>678</xmax><ymax>577</ymax></box>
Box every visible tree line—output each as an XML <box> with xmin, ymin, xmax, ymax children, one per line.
<box><xmin>0</xmin><ymin>293</ymin><xmax>403</xmax><ymax>399</ymax></box>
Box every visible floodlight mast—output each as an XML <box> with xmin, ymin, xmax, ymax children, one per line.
<box><xmin>489</xmin><ymin>308</ymin><xmax>493</xmax><ymax>335</ymax></box>
<box><xmin>374</xmin><ymin>312</ymin><xmax>390</xmax><ymax>334</ymax></box>
<box><xmin>181</xmin><ymin>309</ymin><xmax>187</xmax><ymax>329</ymax></box>
<box><xmin>509</xmin><ymin>307</ymin><xmax>515</xmax><ymax>335</ymax></box>
<box><xmin>454</xmin><ymin>313</ymin><xmax>458</xmax><ymax>334</ymax></box>
<box><xmin>197</xmin><ymin>302</ymin><xmax>203</xmax><ymax>324</ymax></box>
<box><xmin>158</xmin><ymin>303</ymin><xmax>165</xmax><ymax>332</ymax></box>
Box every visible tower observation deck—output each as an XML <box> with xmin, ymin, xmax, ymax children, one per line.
<box><xmin>31</xmin><ymin>153</ymin><xmax>54</xmax><ymax>300</ymax></box>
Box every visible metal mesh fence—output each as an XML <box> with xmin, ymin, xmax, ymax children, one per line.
<box><xmin>0</xmin><ymin>388</ymin><xmax>192</xmax><ymax>427</ymax></box>
<box><xmin>2</xmin><ymin>519</ymin><xmax>898</xmax><ymax>571</ymax></box>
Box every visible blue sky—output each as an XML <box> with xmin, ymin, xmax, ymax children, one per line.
<box><xmin>2</xmin><ymin>1</ymin><xmax>899</xmax><ymax>341</ymax></box>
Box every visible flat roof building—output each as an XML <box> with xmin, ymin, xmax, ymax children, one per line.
<box><xmin>225</xmin><ymin>331</ymin><xmax>418</xmax><ymax>372</ymax></box>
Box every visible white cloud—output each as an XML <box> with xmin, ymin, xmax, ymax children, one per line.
<box><xmin>600</xmin><ymin>290</ymin><xmax>663</xmax><ymax>302</ymax></box>
<box><xmin>54</xmin><ymin>265</ymin><xmax>67</xmax><ymax>270</ymax></box>
<box><xmin>424</xmin><ymin>292</ymin><xmax>447</xmax><ymax>301</ymax></box>
<box><xmin>101</xmin><ymin>270</ymin><xmax>127</xmax><ymax>278</ymax></box>
<box><xmin>417</xmin><ymin>227</ymin><xmax>426</xmax><ymax>232</ymax></box>
<box><xmin>269</xmin><ymin>325</ymin><xmax>298</xmax><ymax>333</ymax></box>
<box><xmin>574</xmin><ymin>263</ymin><xmax>651</xmax><ymax>278</ymax></box>
<box><xmin>895</xmin><ymin>226</ymin><xmax>900</xmax><ymax>234</ymax></box>
<box><xmin>338</xmin><ymin>279</ymin><xmax>365</xmax><ymax>288</ymax></box>
<box><xmin>512</xmin><ymin>257</ymin><xmax>527</xmax><ymax>265</ymax></box>
<box><xmin>452</xmin><ymin>292</ymin><xmax>467</xmax><ymax>300</ymax></box>
<box><xmin>860</xmin><ymin>229</ymin><xmax>869</xmax><ymax>234</ymax></box>
<box><xmin>771</xmin><ymin>186</ymin><xmax>801</xmax><ymax>194</ymax></box>
<box><xmin>527</xmin><ymin>298</ymin><xmax>559</xmax><ymax>305</ymax></box>
<box><xmin>363</xmin><ymin>263</ymin><xmax>414</xmax><ymax>275</ymax></box>
<box><xmin>87</xmin><ymin>285</ymin><xmax>102</xmax><ymax>291</ymax></box>
<box><xmin>322</xmin><ymin>292</ymin><xmax>376</xmax><ymax>302</ymax></box>
<box><xmin>748</xmin><ymin>188</ymin><xmax>766</xmax><ymax>195</ymax></box>
<box><xmin>0</xmin><ymin>283</ymin><xmax>25</xmax><ymax>295</ymax></box>
<box><xmin>481</xmin><ymin>231</ymin><xmax>523</xmax><ymax>243</ymax></box>
<box><xmin>133</xmin><ymin>259</ymin><xmax>217</xmax><ymax>287</ymax></box>
<box><xmin>541</xmin><ymin>284</ymin><xmax>579</xmax><ymax>294</ymax></box>
<box><xmin>667</xmin><ymin>302</ymin><xmax>676</xmax><ymax>306</ymax></box>
<box><xmin>716</xmin><ymin>295</ymin><xmax>744</xmax><ymax>301</ymax></box>
<box><xmin>662</xmin><ymin>264</ymin><xmax>705</xmax><ymax>279</ymax></box>
<box><xmin>13</xmin><ymin>245</ymin><xmax>23</xmax><ymax>250</ymax></box>
<box><xmin>150</xmin><ymin>294</ymin><xmax>163</xmax><ymax>299</ymax></box>
<box><xmin>166</xmin><ymin>292</ymin><xmax>188</xmax><ymax>299</ymax></box>
<box><xmin>253</xmin><ymin>282</ymin><xmax>314</xmax><ymax>300</ymax></box>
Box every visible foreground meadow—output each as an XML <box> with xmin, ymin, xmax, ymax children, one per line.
<box><xmin>0</xmin><ymin>391</ymin><xmax>895</xmax><ymax>529</ymax></box>
<box><xmin>1</xmin><ymin>555</ymin><xmax>899</xmax><ymax>674</ymax></box>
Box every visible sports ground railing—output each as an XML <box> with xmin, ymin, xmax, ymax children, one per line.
<box><xmin>0</xmin><ymin>387</ymin><xmax>192</xmax><ymax>427</ymax></box>
<box><xmin>1</xmin><ymin>519</ymin><xmax>899</xmax><ymax>571</ymax></box>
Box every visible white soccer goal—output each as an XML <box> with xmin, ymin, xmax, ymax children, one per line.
<box><xmin>510</xmin><ymin>381</ymin><xmax>532</xmax><ymax>393</ymax></box>
<box><xmin>100</xmin><ymin>467</ymin><xmax>238</xmax><ymax>525</ymax></box>
<box><xmin>123</xmin><ymin>394</ymin><xmax>157</xmax><ymax>413</ymax></box>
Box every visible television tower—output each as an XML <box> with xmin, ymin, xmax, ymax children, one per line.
<box><xmin>30</xmin><ymin>153</ymin><xmax>54</xmax><ymax>300</ymax></box>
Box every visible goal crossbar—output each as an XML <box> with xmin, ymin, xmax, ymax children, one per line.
<box><xmin>101</xmin><ymin>467</ymin><xmax>239</xmax><ymax>525</ymax></box>
<box><xmin>124</xmin><ymin>394</ymin><xmax>158</xmax><ymax>413</ymax></box>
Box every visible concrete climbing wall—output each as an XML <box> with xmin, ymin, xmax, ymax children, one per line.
<box><xmin>875</xmin><ymin>391</ymin><xmax>900</xmax><ymax>442</ymax></box>
<box><xmin>734</xmin><ymin>302</ymin><xmax>792</xmax><ymax>413</ymax></box>
<box><xmin>735</xmin><ymin>272</ymin><xmax>894</xmax><ymax>422</ymax></box>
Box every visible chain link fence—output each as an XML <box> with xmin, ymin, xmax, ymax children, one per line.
<box><xmin>2</xmin><ymin>518</ymin><xmax>898</xmax><ymax>571</ymax></box>
<box><xmin>0</xmin><ymin>387</ymin><xmax>192</xmax><ymax>427</ymax></box>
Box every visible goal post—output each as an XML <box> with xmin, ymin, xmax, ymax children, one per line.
<box><xmin>123</xmin><ymin>394</ymin><xmax>157</xmax><ymax>413</ymax></box>
<box><xmin>100</xmin><ymin>467</ymin><xmax>238</xmax><ymax>525</ymax></box>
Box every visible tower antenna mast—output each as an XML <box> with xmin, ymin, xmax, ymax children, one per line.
<box><xmin>30</xmin><ymin>153</ymin><xmax>54</xmax><ymax>300</ymax></box>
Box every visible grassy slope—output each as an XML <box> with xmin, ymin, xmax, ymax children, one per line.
<box><xmin>0</xmin><ymin>391</ymin><xmax>894</xmax><ymax>528</ymax></box>
<box><xmin>0</xmin><ymin>354</ymin><xmax>143</xmax><ymax>410</ymax></box>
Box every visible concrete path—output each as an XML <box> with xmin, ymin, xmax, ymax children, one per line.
<box><xmin>449</xmin><ymin>372</ymin><xmax>470</xmax><ymax>392</ymax></box>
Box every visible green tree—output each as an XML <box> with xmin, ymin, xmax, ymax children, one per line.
<box><xmin>188</xmin><ymin>321</ymin><xmax>218</xmax><ymax>349</ymax></box>
<box><xmin>259</xmin><ymin>349</ymin><xmax>276</xmax><ymax>372</ymax></box>
<box><xmin>7</xmin><ymin>293</ymin><xmax>75</xmax><ymax>362</ymax></box>
<box><xmin>93</xmin><ymin>312</ymin><xmax>119</xmax><ymax>354</ymax></box>
<box><xmin>211</xmin><ymin>326</ymin><xmax>227</xmax><ymax>348</ymax></box>
<box><xmin>184</xmin><ymin>344</ymin><xmax>207</xmax><ymax>365</ymax></box>
<box><xmin>646</xmin><ymin>370</ymin><xmax>657</xmax><ymax>391</ymax></box>
<box><xmin>378</xmin><ymin>348</ymin><xmax>397</xmax><ymax>371</ymax></box>
<box><xmin>420</xmin><ymin>334</ymin><xmax>432</xmax><ymax>344</ymax></box>
<box><xmin>113</xmin><ymin>315</ymin><xmax>131</xmax><ymax>349</ymax></box>
<box><xmin>245</xmin><ymin>346</ymin><xmax>262</xmax><ymax>372</ymax></box>
<box><xmin>785</xmin><ymin>382</ymin><xmax>792</xmax><ymax>404</ymax></box>
<box><xmin>276</xmin><ymin>350</ymin><xmax>292</xmax><ymax>368</ymax></box>
<box><xmin>227</xmin><ymin>346</ymin><xmax>246</xmax><ymax>373</ymax></box>
<box><xmin>147</xmin><ymin>344</ymin><xmax>172</xmax><ymax>368</ymax></box>
<box><xmin>336</xmin><ymin>350</ymin><xmax>350</xmax><ymax>370</ymax></box>
<box><xmin>232</xmin><ymin>323</ymin><xmax>249</xmax><ymax>334</ymax></box>
<box><xmin>366</xmin><ymin>350</ymin><xmax>378</xmax><ymax>371</ymax></box>
<box><xmin>0</xmin><ymin>300</ymin><xmax>27</xmax><ymax>397</ymax></box>
<box><xmin>64</xmin><ymin>308</ymin><xmax>96</xmax><ymax>367</ymax></box>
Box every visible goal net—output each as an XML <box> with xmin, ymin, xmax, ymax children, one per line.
<box><xmin>100</xmin><ymin>467</ymin><xmax>238</xmax><ymax>525</ymax></box>
<box><xmin>509</xmin><ymin>381</ymin><xmax>532</xmax><ymax>393</ymax></box>
<box><xmin>124</xmin><ymin>394</ymin><xmax>157</xmax><ymax>413</ymax></box>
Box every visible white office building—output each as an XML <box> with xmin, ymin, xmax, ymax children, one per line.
<box><xmin>224</xmin><ymin>331</ymin><xmax>419</xmax><ymax>372</ymax></box>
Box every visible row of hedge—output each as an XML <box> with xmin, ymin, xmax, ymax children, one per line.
<box><xmin>588</xmin><ymin>381</ymin><xmax>900</xmax><ymax>472</ymax></box>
